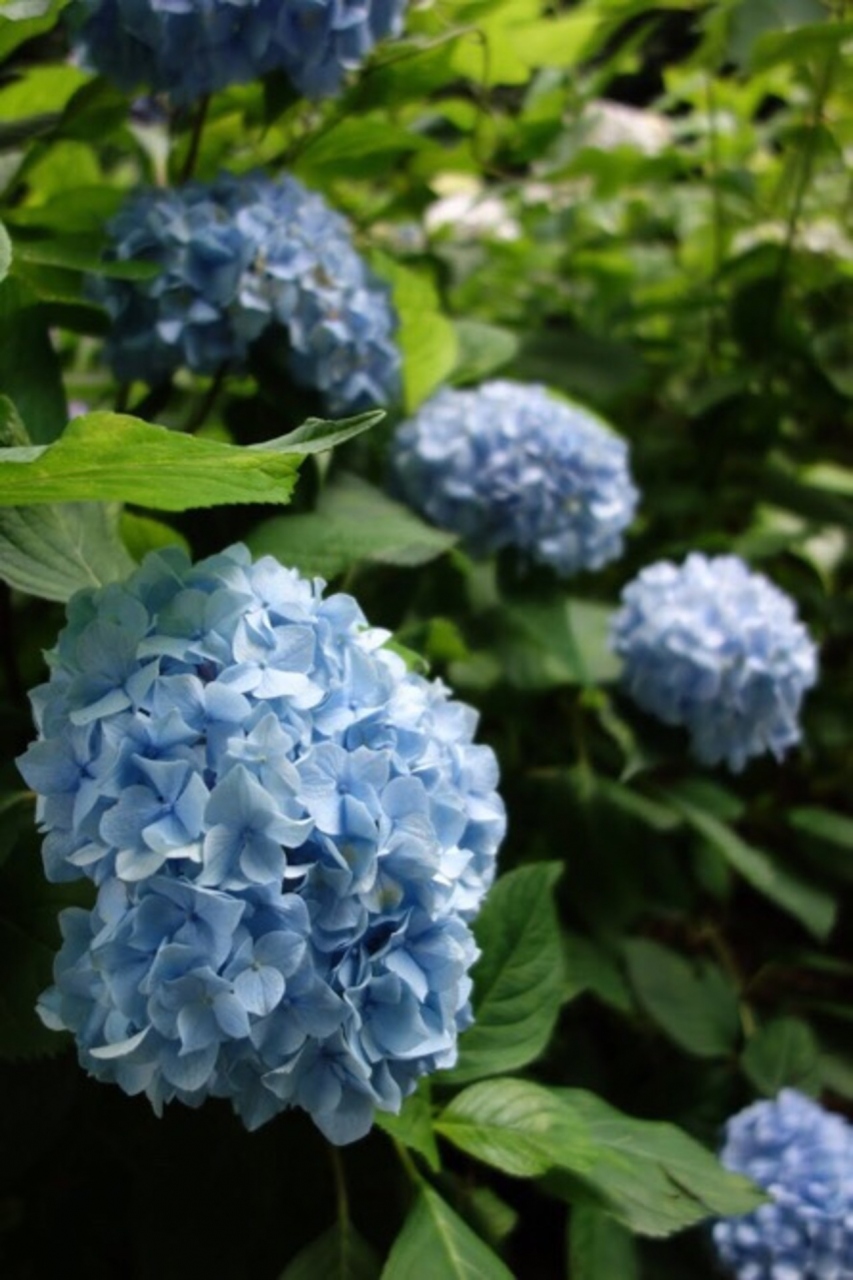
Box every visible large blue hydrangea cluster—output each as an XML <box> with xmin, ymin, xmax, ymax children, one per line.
<box><xmin>17</xmin><ymin>544</ymin><xmax>505</xmax><ymax>1144</ymax></box>
<box><xmin>94</xmin><ymin>172</ymin><xmax>401</xmax><ymax>416</ymax></box>
<box><xmin>714</xmin><ymin>1090</ymin><xmax>853</xmax><ymax>1279</ymax></box>
<box><xmin>610</xmin><ymin>554</ymin><xmax>818</xmax><ymax>772</ymax></box>
<box><xmin>70</xmin><ymin>0</ymin><xmax>408</xmax><ymax>103</ymax></box>
<box><xmin>389</xmin><ymin>380</ymin><xmax>638</xmax><ymax>577</ymax></box>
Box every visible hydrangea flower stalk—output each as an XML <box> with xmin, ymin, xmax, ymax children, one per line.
<box><xmin>94</xmin><ymin>172</ymin><xmax>401</xmax><ymax>416</ymax></box>
<box><xmin>70</xmin><ymin>0</ymin><xmax>409</xmax><ymax>103</ymax></box>
<box><xmin>714</xmin><ymin>1089</ymin><xmax>853</xmax><ymax>1279</ymax></box>
<box><xmin>389</xmin><ymin>380</ymin><xmax>638</xmax><ymax>577</ymax></box>
<box><xmin>18</xmin><ymin>545</ymin><xmax>505</xmax><ymax>1144</ymax></box>
<box><xmin>610</xmin><ymin>553</ymin><xmax>818</xmax><ymax>772</ymax></box>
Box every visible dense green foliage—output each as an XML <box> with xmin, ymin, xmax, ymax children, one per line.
<box><xmin>0</xmin><ymin>0</ymin><xmax>851</xmax><ymax>1276</ymax></box>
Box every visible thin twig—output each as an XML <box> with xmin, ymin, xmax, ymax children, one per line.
<box><xmin>179</xmin><ymin>95</ymin><xmax>211</xmax><ymax>184</ymax></box>
<box><xmin>183</xmin><ymin>363</ymin><xmax>228</xmax><ymax>434</ymax></box>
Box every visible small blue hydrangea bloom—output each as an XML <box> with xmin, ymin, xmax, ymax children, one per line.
<box><xmin>389</xmin><ymin>380</ymin><xmax>638</xmax><ymax>577</ymax></box>
<box><xmin>92</xmin><ymin>173</ymin><xmax>401</xmax><ymax>416</ymax></box>
<box><xmin>714</xmin><ymin>1089</ymin><xmax>853</xmax><ymax>1280</ymax></box>
<box><xmin>609</xmin><ymin>553</ymin><xmax>818</xmax><ymax>772</ymax></box>
<box><xmin>70</xmin><ymin>0</ymin><xmax>408</xmax><ymax>104</ymax></box>
<box><xmin>19</xmin><ymin>545</ymin><xmax>505</xmax><ymax>1144</ymax></box>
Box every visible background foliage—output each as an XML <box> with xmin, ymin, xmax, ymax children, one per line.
<box><xmin>0</xmin><ymin>0</ymin><xmax>851</xmax><ymax>1276</ymax></box>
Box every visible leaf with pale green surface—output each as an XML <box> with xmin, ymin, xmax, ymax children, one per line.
<box><xmin>623</xmin><ymin>938</ymin><xmax>741</xmax><ymax>1059</ymax></box>
<box><xmin>741</xmin><ymin>1018</ymin><xmax>821</xmax><ymax>1096</ymax></box>
<box><xmin>0</xmin><ymin>501</ymin><xmax>135</xmax><ymax>602</ymax></box>
<box><xmin>0</xmin><ymin>410</ymin><xmax>383</xmax><ymax>509</ymax></box>
<box><xmin>278</xmin><ymin>1224</ymin><xmax>380</xmax><ymax>1280</ymax></box>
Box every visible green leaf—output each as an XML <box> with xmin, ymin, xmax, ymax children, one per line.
<box><xmin>294</xmin><ymin>116</ymin><xmax>425</xmax><ymax>181</ymax></box>
<box><xmin>750</xmin><ymin>18</ymin><xmax>853</xmax><ymax>71</ymax></box>
<box><xmin>741</xmin><ymin>1018</ymin><xmax>821</xmax><ymax>1097</ymax></box>
<box><xmin>0</xmin><ymin>66</ymin><xmax>89</xmax><ymax>122</ymax></box>
<box><xmin>247</xmin><ymin>473</ymin><xmax>456</xmax><ymax>579</ymax></box>
<box><xmin>375</xmin><ymin>1084</ymin><xmax>440</xmax><ymax>1173</ymax></box>
<box><xmin>496</xmin><ymin>596</ymin><xmax>620</xmax><ymax>691</ymax></box>
<box><xmin>0</xmin><ymin>218</ymin><xmax>11</xmax><ymax>283</ymax></box>
<box><xmin>436</xmin><ymin>1080</ymin><xmax>764</xmax><ymax>1238</ymax></box>
<box><xmin>0</xmin><ymin>501</ymin><xmax>136</xmax><ymax>602</ymax></box>
<box><xmin>0</xmin><ymin>0</ymin><xmax>66</xmax><ymax>61</ymax></box>
<box><xmin>120</xmin><ymin>511</ymin><xmax>190</xmax><ymax>562</ymax></box>
<box><xmin>279</xmin><ymin>1224</ymin><xmax>380</xmax><ymax>1280</ymax></box>
<box><xmin>450</xmin><ymin>321</ymin><xmax>519</xmax><ymax>386</ymax></box>
<box><xmin>442</xmin><ymin>863</ymin><xmax>565</xmax><ymax>1084</ymax></box>
<box><xmin>373</xmin><ymin>255</ymin><xmax>457</xmax><ymax>411</ymax></box>
<box><xmin>0</xmin><ymin>836</ymin><xmax>91</xmax><ymax>1060</ymax></box>
<box><xmin>0</xmin><ymin>277</ymin><xmax>67</xmax><ymax>443</ymax></box>
<box><xmin>667</xmin><ymin>792</ymin><xmax>836</xmax><ymax>940</ymax></box>
<box><xmin>568</xmin><ymin>1206</ymin><xmax>639</xmax><ymax>1280</ymax></box>
<box><xmin>0</xmin><ymin>410</ymin><xmax>383</xmax><ymax>509</ymax></box>
<box><xmin>564</xmin><ymin>932</ymin><xmax>633</xmax><ymax>1012</ymax></box>
<box><xmin>381</xmin><ymin>1186</ymin><xmax>514</xmax><ymax>1280</ymax></box>
<box><xmin>623</xmin><ymin>938</ymin><xmax>740</xmax><ymax>1059</ymax></box>
<box><xmin>789</xmin><ymin>806</ymin><xmax>853</xmax><ymax>848</ymax></box>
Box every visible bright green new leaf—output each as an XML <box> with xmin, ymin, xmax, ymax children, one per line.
<box><xmin>0</xmin><ymin>218</ymin><xmax>11</xmax><ymax>283</ymax></box>
<box><xmin>372</xmin><ymin>255</ymin><xmax>457</xmax><ymax>411</ymax></box>
<box><xmin>0</xmin><ymin>410</ymin><xmax>384</xmax><ymax>509</ymax></box>
<box><xmin>381</xmin><ymin>1186</ymin><xmax>514</xmax><ymax>1280</ymax></box>
<box><xmin>623</xmin><ymin>938</ymin><xmax>740</xmax><ymax>1059</ymax></box>
<box><xmin>442</xmin><ymin>863</ymin><xmax>565</xmax><ymax>1084</ymax></box>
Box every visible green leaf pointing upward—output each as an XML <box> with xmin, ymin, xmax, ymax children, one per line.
<box><xmin>0</xmin><ymin>410</ymin><xmax>384</xmax><ymax>510</ymax></box>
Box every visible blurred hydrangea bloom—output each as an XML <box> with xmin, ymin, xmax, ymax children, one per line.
<box><xmin>714</xmin><ymin>1089</ymin><xmax>853</xmax><ymax>1280</ymax></box>
<box><xmin>610</xmin><ymin>554</ymin><xmax>818</xmax><ymax>772</ymax></box>
<box><xmin>389</xmin><ymin>380</ymin><xmax>638</xmax><ymax>576</ymax></box>
<box><xmin>18</xmin><ymin>545</ymin><xmax>505</xmax><ymax>1144</ymax></box>
<box><xmin>70</xmin><ymin>0</ymin><xmax>408</xmax><ymax>103</ymax></box>
<box><xmin>93</xmin><ymin>173</ymin><xmax>401</xmax><ymax>416</ymax></box>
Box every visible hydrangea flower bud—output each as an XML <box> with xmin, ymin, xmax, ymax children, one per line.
<box><xmin>70</xmin><ymin>0</ymin><xmax>409</xmax><ymax>103</ymax></box>
<box><xmin>93</xmin><ymin>173</ymin><xmax>401</xmax><ymax>416</ymax></box>
<box><xmin>389</xmin><ymin>380</ymin><xmax>638</xmax><ymax>577</ymax></box>
<box><xmin>714</xmin><ymin>1089</ymin><xmax>853</xmax><ymax>1280</ymax></box>
<box><xmin>610</xmin><ymin>553</ymin><xmax>818</xmax><ymax>772</ymax></box>
<box><xmin>18</xmin><ymin>545</ymin><xmax>505</xmax><ymax>1144</ymax></box>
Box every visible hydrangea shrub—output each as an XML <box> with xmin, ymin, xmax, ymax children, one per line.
<box><xmin>17</xmin><ymin>545</ymin><xmax>505</xmax><ymax>1143</ymax></box>
<box><xmin>389</xmin><ymin>380</ymin><xmax>639</xmax><ymax>577</ymax></box>
<box><xmin>70</xmin><ymin>0</ymin><xmax>409</xmax><ymax>103</ymax></box>
<box><xmin>94</xmin><ymin>173</ymin><xmax>401</xmax><ymax>416</ymax></box>
<box><xmin>714</xmin><ymin>1089</ymin><xmax>853</xmax><ymax>1279</ymax></box>
<box><xmin>610</xmin><ymin>553</ymin><xmax>818</xmax><ymax>771</ymax></box>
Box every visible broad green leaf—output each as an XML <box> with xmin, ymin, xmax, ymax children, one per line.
<box><xmin>0</xmin><ymin>501</ymin><xmax>135</xmax><ymax>602</ymax></box>
<box><xmin>496</xmin><ymin>596</ymin><xmax>620</xmax><ymax>690</ymax></box>
<box><xmin>668</xmin><ymin>792</ymin><xmax>836</xmax><ymax>940</ymax></box>
<box><xmin>381</xmin><ymin>1186</ymin><xmax>513</xmax><ymax>1280</ymax></box>
<box><xmin>247</xmin><ymin>473</ymin><xmax>456</xmax><ymax>579</ymax></box>
<box><xmin>12</xmin><ymin>233</ymin><xmax>160</xmax><ymax>280</ymax></box>
<box><xmin>750</xmin><ymin>19</ymin><xmax>853</xmax><ymax>71</ymax></box>
<box><xmin>741</xmin><ymin>1018</ymin><xmax>821</xmax><ymax>1097</ymax></box>
<box><xmin>373</xmin><ymin>255</ymin><xmax>457</xmax><ymax>411</ymax></box>
<box><xmin>564</xmin><ymin>932</ymin><xmax>633</xmax><ymax>1012</ymax></box>
<box><xmin>437</xmin><ymin>1080</ymin><xmax>763</xmax><ymax>1238</ymax></box>
<box><xmin>0</xmin><ymin>836</ymin><xmax>91</xmax><ymax>1060</ymax></box>
<box><xmin>442</xmin><ymin>863</ymin><xmax>564</xmax><ymax>1084</ymax></box>
<box><xmin>450</xmin><ymin>320</ymin><xmax>519</xmax><ymax>386</ymax></box>
<box><xmin>294</xmin><ymin>116</ymin><xmax>425</xmax><ymax>181</ymax></box>
<box><xmin>623</xmin><ymin>938</ymin><xmax>740</xmax><ymax>1059</ymax></box>
<box><xmin>790</xmin><ymin>806</ymin><xmax>853</xmax><ymax>848</ymax></box>
<box><xmin>0</xmin><ymin>410</ymin><xmax>383</xmax><ymax>509</ymax></box>
<box><xmin>0</xmin><ymin>66</ymin><xmax>90</xmax><ymax>121</ymax></box>
<box><xmin>375</xmin><ymin>1084</ymin><xmax>440</xmax><ymax>1173</ymax></box>
<box><xmin>0</xmin><ymin>218</ymin><xmax>10</xmax><ymax>282</ymax></box>
<box><xmin>279</xmin><ymin>1223</ymin><xmax>380</xmax><ymax>1280</ymax></box>
<box><xmin>0</xmin><ymin>277</ymin><xmax>67</xmax><ymax>443</ymax></box>
<box><xmin>568</xmin><ymin>1205</ymin><xmax>639</xmax><ymax>1280</ymax></box>
<box><xmin>435</xmin><ymin>1078</ymin><xmax>594</xmax><ymax>1180</ymax></box>
<box><xmin>120</xmin><ymin>511</ymin><xmax>190</xmax><ymax>562</ymax></box>
<box><xmin>0</xmin><ymin>0</ymin><xmax>66</xmax><ymax>58</ymax></box>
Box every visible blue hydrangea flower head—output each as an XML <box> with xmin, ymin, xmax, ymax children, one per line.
<box><xmin>18</xmin><ymin>544</ymin><xmax>505</xmax><ymax>1143</ymax></box>
<box><xmin>69</xmin><ymin>0</ymin><xmax>409</xmax><ymax>104</ymax></box>
<box><xmin>610</xmin><ymin>553</ymin><xmax>818</xmax><ymax>772</ymax></box>
<box><xmin>713</xmin><ymin>1089</ymin><xmax>853</xmax><ymax>1280</ymax></box>
<box><xmin>389</xmin><ymin>380</ymin><xmax>638</xmax><ymax>577</ymax></box>
<box><xmin>93</xmin><ymin>172</ymin><xmax>401</xmax><ymax>416</ymax></box>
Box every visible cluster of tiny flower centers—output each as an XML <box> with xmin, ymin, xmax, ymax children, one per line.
<box><xmin>714</xmin><ymin>1090</ymin><xmax>853</xmax><ymax>1280</ymax></box>
<box><xmin>389</xmin><ymin>380</ymin><xmax>639</xmax><ymax>577</ymax></box>
<box><xmin>70</xmin><ymin>0</ymin><xmax>408</xmax><ymax>103</ymax></box>
<box><xmin>18</xmin><ymin>544</ymin><xmax>505</xmax><ymax>1144</ymax></box>
<box><xmin>94</xmin><ymin>172</ymin><xmax>401</xmax><ymax>417</ymax></box>
<box><xmin>609</xmin><ymin>553</ymin><xmax>818</xmax><ymax>772</ymax></box>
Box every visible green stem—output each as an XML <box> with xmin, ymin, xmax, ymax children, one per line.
<box><xmin>704</xmin><ymin>75</ymin><xmax>724</xmax><ymax>372</ymax></box>
<box><xmin>329</xmin><ymin>1144</ymin><xmax>351</xmax><ymax>1232</ymax></box>
<box><xmin>393</xmin><ymin>1137</ymin><xmax>422</xmax><ymax>1187</ymax></box>
<box><xmin>179</xmin><ymin>95</ymin><xmax>210</xmax><ymax>184</ymax></box>
<box><xmin>183</xmin><ymin>363</ymin><xmax>228</xmax><ymax>434</ymax></box>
